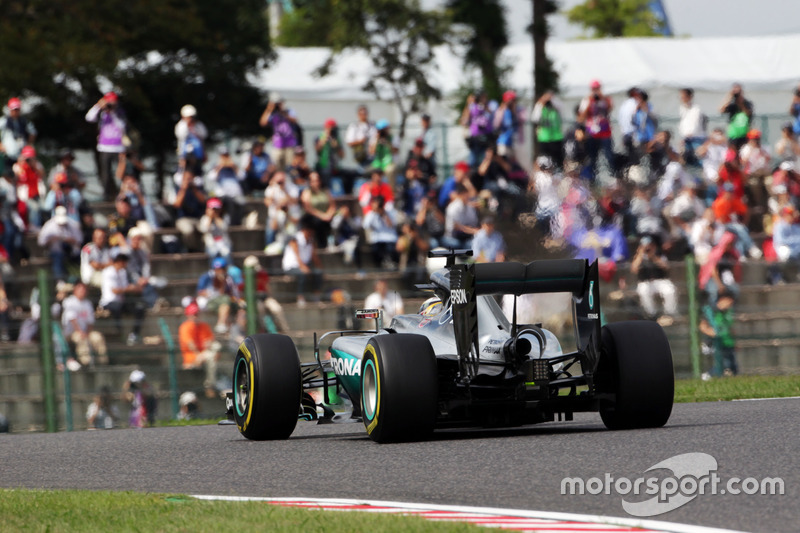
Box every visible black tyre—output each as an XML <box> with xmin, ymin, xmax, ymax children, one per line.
<box><xmin>361</xmin><ymin>334</ymin><xmax>438</xmax><ymax>443</ymax></box>
<box><xmin>596</xmin><ymin>321</ymin><xmax>674</xmax><ymax>430</ymax></box>
<box><xmin>232</xmin><ymin>334</ymin><xmax>301</xmax><ymax>440</ymax></box>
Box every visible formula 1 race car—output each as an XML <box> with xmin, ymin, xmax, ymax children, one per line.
<box><xmin>228</xmin><ymin>250</ymin><xmax>674</xmax><ymax>443</ymax></box>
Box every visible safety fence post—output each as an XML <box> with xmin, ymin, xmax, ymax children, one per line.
<box><xmin>244</xmin><ymin>265</ymin><xmax>258</xmax><ymax>336</ymax></box>
<box><xmin>685</xmin><ymin>255</ymin><xmax>701</xmax><ymax>379</ymax></box>
<box><xmin>158</xmin><ymin>318</ymin><xmax>179</xmax><ymax>419</ymax></box>
<box><xmin>38</xmin><ymin>269</ymin><xmax>57</xmax><ymax>433</ymax></box>
<box><xmin>52</xmin><ymin>324</ymin><xmax>73</xmax><ymax>432</ymax></box>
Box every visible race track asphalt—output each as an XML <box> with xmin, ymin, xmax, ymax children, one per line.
<box><xmin>1</xmin><ymin>399</ymin><xmax>797</xmax><ymax>533</ymax></box>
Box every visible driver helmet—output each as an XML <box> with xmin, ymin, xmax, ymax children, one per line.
<box><xmin>419</xmin><ymin>297</ymin><xmax>443</xmax><ymax>317</ymax></box>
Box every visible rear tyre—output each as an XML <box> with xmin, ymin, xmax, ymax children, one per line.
<box><xmin>597</xmin><ymin>321</ymin><xmax>674</xmax><ymax>430</ymax></box>
<box><xmin>361</xmin><ymin>334</ymin><xmax>438</xmax><ymax>443</ymax></box>
<box><xmin>232</xmin><ymin>334</ymin><xmax>301</xmax><ymax>440</ymax></box>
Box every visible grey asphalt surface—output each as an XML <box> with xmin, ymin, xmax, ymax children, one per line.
<box><xmin>1</xmin><ymin>399</ymin><xmax>796</xmax><ymax>533</ymax></box>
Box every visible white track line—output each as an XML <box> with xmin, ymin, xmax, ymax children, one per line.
<box><xmin>732</xmin><ymin>396</ymin><xmax>800</xmax><ymax>402</ymax></box>
<box><xmin>192</xmin><ymin>495</ymin><xmax>748</xmax><ymax>533</ymax></box>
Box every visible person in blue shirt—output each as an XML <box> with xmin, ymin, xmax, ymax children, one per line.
<box><xmin>472</xmin><ymin>216</ymin><xmax>506</xmax><ymax>263</ymax></box>
<box><xmin>494</xmin><ymin>91</ymin><xmax>520</xmax><ymax>158</ymax></box>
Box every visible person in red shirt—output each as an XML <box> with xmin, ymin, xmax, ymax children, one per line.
<box><xmin>358</xmin><ymin>168</ymin><xmax>394</xmax><ymax>215</ymax></box>
<box><xmin>178</xmin><ymin>301</ymin><xmax>220</xmax><ymax>398</ymax></box>
<box><xmin>712</xmin><ymin>182</ymin><xmax>748</xmax><ymax>224</ymax></box>
<box><xmin>716</xmin><ymin>149</ymin><xmax>746</xmax><ymax>200</ymax></box>
<box><xmin>12</xmin><ymin>145</ymin><xmax>44</xmax><ymax>228</ymax></box>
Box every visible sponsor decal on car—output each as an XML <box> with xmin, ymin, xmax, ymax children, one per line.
<box><xmin>331</xmin><ymin>354</ymin><xmax>361</xmax><ymax>376</ymax></box>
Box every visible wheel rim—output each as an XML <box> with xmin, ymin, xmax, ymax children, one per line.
<box><xmin>234</xmin><ymin>357</ymin><xmax>250</xmax><ymax>417</ymax></box>
<box><xmin>362</xmin><ymin>359</ymin><xmax>377</xmax><ymax>419</ymax></box>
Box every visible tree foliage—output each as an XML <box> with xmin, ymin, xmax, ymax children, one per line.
<box><xmin>566</xmin><ymin>0</ymin><xmax>666</xmax><ymax>38</ymax></box>
<box><xmin>445</xmin><ymin>0</ymin><xmax>509</xmax><ymax>101</ymax></box>
<box><xmin>278</xmin><ymin>0</ymin><xmax>451</xmax><ymax>140</ymax></box>
<box><xmin>0</xmin><ymin>0</ymin><xmax>272</xmax><ymax>163</ymax></box>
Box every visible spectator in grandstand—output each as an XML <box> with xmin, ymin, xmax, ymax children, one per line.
<box><xmin>199</xmin><ymin>197</ymin><xmax>232</xmax><ymax>262</ymax></box>
<box><xmin>85</xmin><ymin>92</ymin><xmax>127</xmax><ymax>200</ymax></box>
<box><xmin>124</xmin><ymin>369</ymin><xmax>156</xmax><ymax>428</ymax></box>
<box><xmin>178</xmin><ymin>391</ymin><xmax>199</xmax><ymax>421</ymax></box>
<box><xmin>403</xmin><ymin>138</ymin><xmax>435</xmax><ymax>184</ymax></box>
<box><xmin>331</xmin><ymin>204</ymin><xmax>363</xmax><ymax>270</ymax></box>
<box><xmin>287</xmin><ymin>146</ymin><xmax>311</xmax><ymax>190</ymax></box>
<box><xmin>208</xmin><ymin>147</ymin><xmax>244</xmax><ymax>225</ymax></box>
<box><xmin>0</xmin><ymin>97</ymin><xmax>36</xmax><ymax>164</ymax></box>
<box><xmin>126</xmin><ymin>227</ymin><xmax>163</xmax><ymax>309</ymax></box>
<box><xmin>460</xmin><ymin>91</ymin><xmax>494</xmax><ymax>168</ymax></box>
<box><xmin>62</xmin><ymin>282</ymin><xmax>108</xmax><ymax>366</ymax></box>
<box><xmin>443</xmin><ymin>185</ymin><xmax>480</xmax><ymax>250</ymax></box>
<box><xmin>242</xmin><ymin>138</ymin><xmax>274</xmax><ymax>192</ymax></box>
<box><xmin>364</xmin><ymin>279</ymin><xmax>404</xmax><ymax>322</ymax></box>
<box><xmin>696</xmin><ymin>128</ymin><xmax>729</xmax><ymax>202</ymax></box>
<box><xmin>118</xmin><ymin>173</ymin><xmax>158</xmax><ymax>231</ymax></box>
<box><xmin>494</xmin><ymin>90</ymin><xmax>520</xmax><ymax>158</ymax></box>
<box><xmin>739</xmin><ymin>129</ymin><xmax>772</xmax><ymax>213</ymax></box>
<box><xmin>678</xmin><ymin>88</ymin><xmax>707</xmax><ymax>167</ymax></box>
<box><xmin>699</xmin><ymin>231</ymin><xmax>741</xmax><ymax>304</ymax></box>
<box><xmin>616</xmin><ymin>87</ymin><xmax>640</xmax><ymax>165</ymax></box>
<box><xmin>264</xmin><ymin>170</ymin><xmax>301</xmax><ymax>252</ymax></box>
<box><xmin>528</xmin><ymin>156</ymin><xmax>561</xmax><ymax>236</ymax></box>
<box><xmin>656</xmin><ymin>152</ymin><xmax>696</xmax><ymax>207</ymax></box>
<box><xmin>629</xmin><ymin>186</ymin><xmax>667</xmax><ymax>247</ymax></box>
<box><xmin>314</xmin><ymin>119</ymin><xmax>344</xmax><ymax>185</ymax></box>
<box><xmin>369</xmin><ymin>119</ymin><xmax>399</xmax><ymax>188</ymax></box>
<box><xmin>300</xmin><ymin>171</ymin><xmax>335</xmax><ymax>248</ymax></box>
<box><xmin>100</xmin><ymin>249</ymin><xmax>145</xmax><ymax>345</ymax></box>
<box><xmin>363</xmin><ymin>195</ymin><xmax>399</xmax><ymax>269</ymax></box>
<box><xmin>178</xmin><ymin>301</ymin><xmax>221</xmax><ymax>398</ymax></box>
<box><xmin>774</xmin><ymin>122</ymin><xmax>800</xmax><ymax>164</ymax></box>
<box><xmin>699</xmin><ymin>290</ymin><xmax>738</xmax><ymax>378</ymax></box>
<box><xmin>720</xmin><ymin>83</ymin><xmax>753</xmax><ymax>150</ymax></box>
<box><xmin>631</xmin><ymin>237</ymin><xmax>676</xmax><ymax>325</ymax></box>
<box><xmin>577</xmin><ymin>79</ymin><xmax>614</xmax><ymax>178</ymax></box>
<box><xmin>358</xmin><ymin>168</ymin><xmax>395</xmax><ymax>215</ymax></box>
<box><xmin>415</xmin><ymin>193</ymin><xmax>446</xmax><ymax>249</ymax></box>
<box><xmin>472</xmin><ymin>216</ymin><xmax>506</xmax><ymax>263</ymax></box>
<box><xmin>476</xmin><ymin>144</ymin><xmax>516</xmax><ymax>206</ymax></box>
<box><xmin>419</xmin><ymin>113</ymin><xmax>437</xmax><ymax>166</ymax></box>
<box><xmin>47</xmin><ymin>150</ymin><xmax>85</xmax><ymax>190</ymax></box>
<box><xmin>400</xmin><ymin>160</ymin><xmax>429</xmax><ymax>217</ymax></box>
<box><xmin>86</xmin><ymin>386</ymin><xmax>119</xmax><ymax>429</ymax></box>
<box><xmin>282</xmin><ymin>214</ymin><xmax>323</xmax><ymax>307</ymax></box>
<box><xmin>259</xmin><ymin>95</ymin><xmax>299</xmax><ymax>170</ymax></box>
<box><xmin>174</xmin><ymin>104</ymin><xmax>208</xmax><ymax>174</ymax></box>
<box><xmin>569</xmin><ymin>203</ymin><xmax>628</xmax><ymax>268</ymax></box>
<box><xmin>13</xmin><ymin>145</ymin><xmax>44</xmax><ymax>229</ymax></box>
<box><xmin>772</xmin><ymin>206</ymin><xmax>800</xmax><ymax>264</ymax></box>
<box><xmin>345</xmin><ymin>104</ymin><xmax>377</xmax><ymax>168</ymax></box>
<box><xmin>118</xmin><ymin>147</ymin><xmax>144</xmax><ymax>182</ymax></box>
<box><xmin>716</xmin><ymin>150</ymin><xmax>746</xmax><ymax>201</ymax></box>
<box><xmin>631</xmin><ymin>91</ymin><xmax>658</xmax><ymax>160</ymax></box>
<box><xmin>80</xmin><ymin>228</ymin><xmax>111</xmax><ymax>288</ymax></box>
<box><xmin>790</xmin><ymin>84</ymin><xmax>800</xmax><ymax>137</ymax></box>
<box><xmin>196</xmin><ymin>256</ymin><xmax>241</xmax><ymax>334</ymax></box>
<box><xmin>107</xmin><ymin>195</ymin><xmax>145</xmax><ymax>250</ymax></box>
<box><xmin>438</xmin><ymin>161</ymin><xmax>477</xmax><ymax>210</ymax></box>
<box><xmin>712</xmin><ymin>182</ymin><xmax>748</xmax><ymax>225</ymax></box>
<box><xmin>532</xmin><ymin>91</ymin><xmax>565</xmax><ymax>168</ymax></box>
<box><xmin>563</xmin><ymin>125</ymin><xmax>591</xmax><ymax>180</ymax></box>
<box><xmin>38</xmin><ymin>206</ymin><xmax>81</xmax><ymax>281</ymax></box>
<box><xmin>0</xmin><ymin>172</ymin><xmax>20</xmax><ymax>262</ymax></box>
<box><xmin>43</xmin><ymin>171</ymin><xmax>82</xmax><ymax>223</ymax></box>
<box><xmin>396</xmin><ymin>221</ymin><xmax>429</xmax><ymax>283</ymax></box>
<box><xmin>173</xmin><ymin>150</ymin><xmax>207</xmax><ymax>253</ymax></box>
<box><xmin>668</xmin><ymin>181</ymin><xmax>706</xmax><ymax>230</ymax></box>
<box><xmin>690</xmin><ymin>208</ymin><xmax>725</xmax><ymax>266</ymax></box>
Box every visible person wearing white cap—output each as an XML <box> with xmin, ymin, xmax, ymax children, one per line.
<box><xmin>37</xmin><ymin>206</ymin><xmax>82</xmax><ymax>280</ymax></box>
<box><xmin>175</xmin><ymin>104</ymin><xmax>208</xmax><ymax>171</ymax></box>
<box><xmin>124</xmin><ymin>369</ymin><xmax>156</xmax><ymax>428</ymax></box>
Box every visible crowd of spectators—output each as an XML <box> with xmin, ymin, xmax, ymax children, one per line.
<box><xmin>5</xmin><ymin>80</ymin><xmax>800</xmax><ymax>385</ymax></box>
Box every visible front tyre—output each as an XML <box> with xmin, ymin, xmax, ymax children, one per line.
<box><xmin>597</xmin><ymin>321</ymin><xmax>674</xmax><ymax>430</ymax></box>
<box><xmin>361</xmin><ymin>334</ymin><xmax>437</xmax><ymax>443</ymax></box>
<box><xmin>233</xmin><ymin>334</ymin><xmax>301</xmax><ymax>440</ymax></box>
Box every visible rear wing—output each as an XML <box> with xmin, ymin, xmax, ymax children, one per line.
<box><xmin>434</xmin><ymin>258</ymin><xmax>602</xmax><ymax>379</ymax></box>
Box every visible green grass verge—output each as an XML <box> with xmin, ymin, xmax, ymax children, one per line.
<box><xmin>675</xmin><ymin>375</ymin><xmax>800</xmax><ymax>403</ymax></box>
<box><xmin>0</xmin><ymin>490</ymin><xmax>481</xmax><ymax>532</ymax></box>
